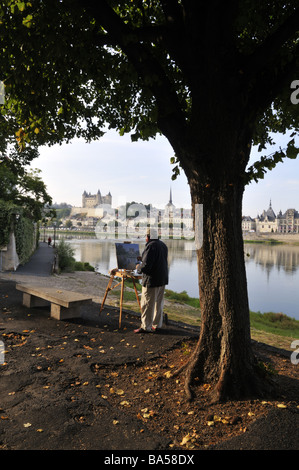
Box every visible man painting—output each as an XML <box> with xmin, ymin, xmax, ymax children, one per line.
<box><xmin>135</xmin><ymin>230</ymin><xmax>168</xmax><ymax>333</ymax></box>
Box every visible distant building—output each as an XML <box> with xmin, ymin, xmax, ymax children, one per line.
<box><xmin>255</xmin><ymin>200</ymin><xmax>277</xmax><ymax>233</ymax></box>
<box><xmin>164</xmin><ymin>188</ymin><xmax>175</xmax><ymax>215</ymax></box>
<box><xmin>82</xmin><ymin>189</ymin><xmax>112</xmax><ymax>208</ymax></box>
<box><xmin>242</xmin><ymin>216</ymin><xmax>256</xmax><ymax>232</ymax></box>
<box><xmin>70</xmin><ymin>189</ymin><xmax>112</xmax><ymax>219</ymax></box>
<box><xmin>242</xmin><ymin>200</ymin><xmax>299</xmax><ymax>233</ymax></box>
<box><xmin>276</xmin><ymin>208</ymin><xmax>299</xmax><ymax>233</ymax></box>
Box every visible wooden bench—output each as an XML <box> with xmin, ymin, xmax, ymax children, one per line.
<box><xmin>16</xmin><ymin>284</ymin><xmax>92</xmax><ymax>320</ymax></box>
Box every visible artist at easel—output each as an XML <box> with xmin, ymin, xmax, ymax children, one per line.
<box><xmin>100</xmin><ymin>242</ymin><xmax>142</xmax><ymax>328</ymax></box>
<box><xmin>134</xmin><ymin>229</ymin><xmax>168</xmax><ymax>334</ymax></box>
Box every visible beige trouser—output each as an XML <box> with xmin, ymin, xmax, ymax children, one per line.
<box><xmin>140</xmin><ymin>285</ymin><xmax>165</xmax><ymax>331</ymax></box>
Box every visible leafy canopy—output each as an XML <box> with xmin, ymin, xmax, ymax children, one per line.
<box><xmin>0</xmin><ymin>145</ymin><xmax>52</xmax><ymax>220</ymax></box>
<box><xmin>0</xmin><ymin>1</ymin><xmax>298</xmax><ymax>183</ymax></box>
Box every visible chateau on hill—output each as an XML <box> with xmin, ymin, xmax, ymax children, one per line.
<box><xmin>82</xmin><ymin>189</ymin><xmax>112</xmax><ymax>208</ymax></box>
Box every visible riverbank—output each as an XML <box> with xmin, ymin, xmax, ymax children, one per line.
<box><xmin>2</xmin><ymin>267</ymin><xmax>297</xmax><ymax>352</ymax></box>
<box><xmin>243</xmin><ymin>232</ymin><xmax>299</xmax><ymax>245</ymax></box>
<box><xmin>44</xmin><ymin>229</ymin><xmax>299</xmax><ymax>245</ymax></box>
<box><xmin>119</xmin><ymin>281</ymin><xmax>299</xmax><ymax>352</ymax></box>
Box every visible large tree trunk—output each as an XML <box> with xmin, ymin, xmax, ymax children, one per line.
<box><xmin>172</xmin><ymin>138</ymin><xmax>275</xmax><ymax>403</ymax></box>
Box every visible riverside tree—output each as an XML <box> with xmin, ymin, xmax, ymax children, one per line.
<box><xmin>0</xmin><ymin>1</ymin><xmax>298</xmax><ymax>402</ymax></box>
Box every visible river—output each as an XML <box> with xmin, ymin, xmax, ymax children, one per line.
<box><xmin>64</xmin><ymin>238</ymin><xmax>299</xmax><ymax>320</ymax></box>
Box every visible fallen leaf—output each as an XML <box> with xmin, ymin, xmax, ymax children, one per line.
<box><xmin>23</xmin><ymin>423</ymin><xmax>32</xmax><ymax>428</ymax></box>
<box><xmin>277</xmin><ymin>403</ymin><xmax>287</xmax><ymax>408</ymax></box>
<box><xmin>203</xmin><ymin>383</ymin><xmax>211</xmax><ymax>391</ymax></box>
<box><xmin>180</xmin><ymin>433</ymin><xmax>192</xmax><ymax>445</ymax></box>
<box><xmin>221</xmin><ymin>418</ymin><xmax>229</xmax><ymax>424</ymax></box>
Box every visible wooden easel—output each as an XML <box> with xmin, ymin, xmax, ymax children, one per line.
<box><xmin>100</xmin><ymin>269</ymin><xmax>142</xmax><ymax>328</ymax></box>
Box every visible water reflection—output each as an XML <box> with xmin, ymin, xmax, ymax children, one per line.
<box><xmin>244</xmin><ymin>243</ymin><xmax>299</xmax><ymax>318</ymax></box>
<box><xmin>244</xmin><ymin>244</ymin><xmax>299</xmax><ymax>276</ymax></box>
<box><xmin>67</xmin><ymin>239</ymin><xmax>299</xmax><ymax>319</ymax></box>
<box><xmin>69</xmin><ymin>238</ymin><xmax>197</xmax><ymax>274</ymax></box>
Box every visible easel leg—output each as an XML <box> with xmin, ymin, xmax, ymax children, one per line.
<box><xmin>100</xmin><ymin>275</ymin><xmax>114</xmax><ymax>314</ymax></box>
<box><xmin>119</xmin><ymin>276</ymin><xmax>125</xmax><ymax>328</ymax></box>
<box><xmin>132</xmin><ymin>279</ymin><xmax>142</xmax><ymax>312</ymax></box>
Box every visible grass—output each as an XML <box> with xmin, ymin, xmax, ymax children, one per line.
<box><xmin>244</xmin><ymin>239</ymin><xmax>284</xmax><ymax>245</ymax></box>
<box><xmin>250</xmin><ymin>311</ymin><xmax>299</xmax><ymax>338</ymax></box>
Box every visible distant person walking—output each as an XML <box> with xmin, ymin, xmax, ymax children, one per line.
<box><xmin>48</xmin><ymin>236</ymin><xmax>52</xmax><ymax>247</ymax></box>
<box><xmin>135</xmin><ymin>230</ymin><xmax>168</xmax><ymax>333</ymax></box>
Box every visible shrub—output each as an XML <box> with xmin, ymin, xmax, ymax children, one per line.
<box><xmin>56</xmin><ymin>239</ymin><xmax>75</xmax><ymax>272</ymax></box>
<box><xmin>74</xmin><ymin>261</ymin><xmax>94</xmax><ymax>271</ymax></box>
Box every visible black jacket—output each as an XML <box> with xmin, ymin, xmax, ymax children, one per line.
<box><xmin>139</xmin><ymin>239</ymin><xmax>168</xmax><ymax>287</ymax></box>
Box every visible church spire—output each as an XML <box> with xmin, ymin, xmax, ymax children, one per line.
<box><xmin>169</xmin><ymin>187</ymin><xmax>172</xmax><ymax>204</ymax></box>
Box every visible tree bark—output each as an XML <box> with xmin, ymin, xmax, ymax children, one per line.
<box><xmin>172</xmin><ymin>139</ymin><xmax>275</xmax><ymax>403</ymax></box>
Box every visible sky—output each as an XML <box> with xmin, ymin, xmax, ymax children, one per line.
<box><xmin>32</xmin><ymin>128</ymin><xmax>299</xmax><ymax>218</ymax></box>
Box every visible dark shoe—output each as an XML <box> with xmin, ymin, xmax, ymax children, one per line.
<box><xmin>151</xmin><ymin>326</ymin><xmax>162</xmax><ymax>332</ymax></box>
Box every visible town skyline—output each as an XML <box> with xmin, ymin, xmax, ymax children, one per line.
<box><xmin>33</xmin><ymin>128</ymin><xmax>299</xmax><ymax>218</ymax></box>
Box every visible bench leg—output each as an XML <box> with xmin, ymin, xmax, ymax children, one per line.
<box><xmin>51</xmin><ymin>303</ymin><xmax>82</xmax><ymax>320</ymax></box>
<box><xmin>23</xmin><ymin>293</ymin><xmax>49</xmax><ymax>308</ymax></box>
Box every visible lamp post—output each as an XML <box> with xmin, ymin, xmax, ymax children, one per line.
<box><xmin>53</xmin><ymin>222</ymin><xmax>56</xmax><ymax>248</ymax></box>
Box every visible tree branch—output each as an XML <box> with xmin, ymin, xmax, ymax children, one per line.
<box><xmin>248</xmin><ymin>41</ymin><xmax>299</xmax><ymax>118</ymax></box>
<box><xmin>245</xmin><ymin>7</ymin><xmax>299</xmax><ymax>78</ymax></box>
<box><xmin>82</xmin><ymin>0</ymin><xmax>187</xmax><ymax>132</ymax></box>
<box><xmin>160</xmin><ymin>0</ymin><xmax>185</xmax><ymax>26</ymax></box>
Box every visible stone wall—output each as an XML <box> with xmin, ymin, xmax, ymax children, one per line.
<box><xmin>0</xmin><ymin>231</ymin><xmax>20</xmax><ymax>271</ymax></box>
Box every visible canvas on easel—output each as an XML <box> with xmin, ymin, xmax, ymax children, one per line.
<box><xmin>115</xmin><ymin>243</ymin><xmax>140</xmax><ymax>271</ymax></box>
<box><xmin>100</xmin><ymin>243</ymin><xmax>142</xmax><ymax>328</ymax></box>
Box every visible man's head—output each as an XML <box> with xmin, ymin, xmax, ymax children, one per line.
<box><xmin>146</xmin><ymin>228</ymin><xmax>158</xmax><ymax>242</ymax></box>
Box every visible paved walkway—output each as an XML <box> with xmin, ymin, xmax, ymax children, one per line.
<box><xmin>16</xmin><ymin>242</ymin><xmax>55</xmax><ymax>276</ymax></box>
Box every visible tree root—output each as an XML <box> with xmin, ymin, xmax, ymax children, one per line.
<box><xmin>171</xmin><ymin>347</ymin><xmax>276</xmax><ymax>403</ymax></box>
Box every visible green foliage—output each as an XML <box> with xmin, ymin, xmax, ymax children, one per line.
<box><xmin>56</xmin><ymin>238</ymin><xmax>76</xmax><ymax>272</ymax></box>
<box><xmin>15</xmin><ymin>215</ymin><xmax>36</xmax><ymax>264</ymax></box>
<box><xmin>56</xmin><ymin>239</ymin><xmax>94</xmax><ymax>272</ymax></box>
<box><xmin>74</xmin><ymin>261</ymin><xmax>95</xmax><ymax>272</ymax></box>
<box><xmin>0</xmin><ymin>200</ymin><xmax>18</xmax><ymax>247</ymax></box>
<box><xmin>0</xmin><ymin>148</ymin><xmax>52</xmax><ymax>220</ymax></box>
<box><xmin>0</xmin><ymin>2</ymin><xmax>298</xmax><ymax>193</ymax></box>
<box><xmin>0</xmin><ymin>199</ymin><xmax>36</xmax><ymax>262</ymax></box>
